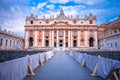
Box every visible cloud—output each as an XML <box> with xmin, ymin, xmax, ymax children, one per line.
<box><xmin>59</xmin><ymin>5</ymin><xmax>86</xmax><ymax>17</ymax></box>
<box><xmin>30</xmin><ymin>2</ymin><xmax>48</xmax><ymax>14</ymax></box>
<box><xmin>49</xmin><ymin>0</ymin><xmax>105</xmax><ymax>5</ymax></box>
<box><xmin>72</xmin><ymin>0</ymin><xmax>105</xmax><ymax>5</ymax></box>
<box><xmin>43</xmin><ymin>5</ymin><xmax>104</xmax><ymax>20</ymax></box>
<box><xmin>0</xmin><ymin>1</ymin><xmax>48</xmax><ymax>36</ymax></box>
<box><xmin>79</xmin><ymin>9</ymin><xmax>105</xmax><ymax>16</ymax></box>
<box><xmin>38</xmin><ymin>10</ymin><xmax>59</xmax><ymax>18</ymax></box>
<box><xmin>46</xmin><ymin>4</ymin><xmax>55</xmax><ymax>10</ymax></box>
<box><xmin>49</xmin><ymin>0</ymin><xmax>70</xmax><ymax>4</ymax></box>
<box><xmin>37</xmin><ymin>2</ymin><xmax>47</xmax><ymax>10</ymax></box>
<box><xmin>0</xmin><ymin>5</ymin><xmax>30</xmax><ymax>36</ymax></box>
<box><xmin>2</xmin><ymin>17</ymin><xmax>25</xmax><ymax>35</ymax></box>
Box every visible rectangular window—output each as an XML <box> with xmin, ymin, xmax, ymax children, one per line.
<box><xmin>59</xmin><ymin>31</ymin><xmax>63</xmax><ymax>37</ymax></box>
<box><xmin>10</xmin><ymin>40</ymin><xmax>12</xmax><ymax>47</ymax></box>
<box><xmin>0</xmin><ymin>38</ymin><xmax>3</xmax><ymax>45</ymax></box>
<box><xmin>66</xmin><ymin>42</ymin><xmax>68</xmax><ymax>47</ymax></box>
<box><xmin>111</xmin><ymin>43</ymin><xmax>112</xmax><ymax>47</ymax></box>
<box><xmin>45</xmin><ymin>31</ymin><xmax>49</xmax><ymax>36</ymax></box>
<box><xmin>66</xmin><ymin>31</ymin><xmax>68</xmax><ymax>36</ymax></box>
<box><xmin>54</xmin><ymin>31</ymin><xmax>57</xmax><ymax>37</ymax></box>
<box><xmin>89</xmin><ymin>20</ymin><xmax>93</xmax><ymax>24</ymax></box>
<box><xmin>73</xmin><ymin>31</ymin><xmax>77</xmax><ymax>36</ymax></box>
<box><xmin>30</xmin><ymin>20</ymin><xmax>33</xmax><ymax>24</ymax></box>
<box><xmin>30</xmin><ymin>30</ymin><xmax>32</xmax><ymax>36</ymax></box>
<box><xmin>115</xmin><ymin>42</ymin><xmax>117</xmax><ymax>47</ymax></box>
<box><xmin>90</xmin><ymin>31</ymin><xmax>93</xmax><ymax>36</ymax></box>
<box><xmin>46</xmin><ymin>20</ymin><xmax>49</xmax><ymax>24</ymax></box>
<box><xmin>6</xmin><ymin>39</ymin><xmax>8</xmax><ymax>47</ymax></box>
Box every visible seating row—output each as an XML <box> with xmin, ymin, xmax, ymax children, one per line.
<box><xmin>0</xmin><ymin>51</ymin><xmax>44</xmax><ymax>63</ymax></box>
<box><xmin>66</xmin><ymin>50</ymin><xmax>120</xmax><ymax>79</ymax></box>
<box><xmin>0</xmin><ymin>49</ymin><xmax>57</xmax><ymax>80</ymax></box>
<box><xmin>76</xmin><ymin>51</ymin><xmax>120</xmax><ymax>61</ymax></box>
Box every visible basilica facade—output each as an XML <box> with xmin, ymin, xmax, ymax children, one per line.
<box><xmin>25</xmin><ymin>9</ymin><xmax>98</xmax><ymax>49</ymax></box>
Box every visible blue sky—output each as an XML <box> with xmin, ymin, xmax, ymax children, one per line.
<box><xmin>0</xmin><ymin>0</ymin><xmax>120</xmax><ymax>36</ymax></box>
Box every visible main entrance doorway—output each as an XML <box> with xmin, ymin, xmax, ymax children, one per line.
<box><xmin>59</xmin><ymin>40</ymin><xmax>63</xmax><ymax>47</ymax></box>
<box><xmin>89</xmin><ymin>37</ymin><xmax>94</xmax><ymax>47</ymax></box>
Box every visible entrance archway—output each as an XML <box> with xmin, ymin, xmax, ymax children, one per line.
<box><xmin>45</xmin><ymin>40</ymin><xmax>49</xmax><ymax>47</ymax></box>
<box><xmin>89</xmin><ymin>37</ymin><xmax>94</xmax><ymax>47</ymax></box>
<box><xmin>73</xmin><ymin>40</ymin><xmax>77</xmax><ymax>47</ymax></box>
<box><xmin>59</xmin><ymin>40</ymin><xmax>63</xmax><ymax>47</ymax></box>
<box><xmin>29</xmin><ymin>37</ymin><xmax>33</xmax><ymax>47</ymax></box>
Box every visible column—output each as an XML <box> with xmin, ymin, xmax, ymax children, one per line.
<box><xmin>78</xmin><ymin>30</ymin><xmax>80</xmax><ymax>47</ymax></box>
<box><xmin>64</xmin><ymin>30</ymin><xmax>66</xmax><ymax>48</ymax></box>
<box><xmin>68</xmin><ymin>30</ymin><xmax>70</xmax><ymax>47</ymax></box>
<box><xmin>51</xmin><ymin>30</ymin><xmax>54</xmax><ymax>47</ymax></box>
<box><xmin>49</xmin><ymin>30</ymin><xmax>52</xmax><ymax>47</ymax></box>
<box><xmin>71</xmin><ymin>30</ymin><xmax>73</xmax><ymax>47</ymax></box>
<box><xmin>84</xmin><ymin>31</ymin><xmax>88</xmax><ymax>47</ymax></box>
<box><xmin>42</xmin><ymin>30</ymin><xmax>44</xmax><ymax>47</ymax></box>
<box><xmin>34</xmin><ymin>30</ymin><xmax>38</xmax><ymax>47</ymax></box>
<box><xmin>94</xmin><ymin>31</ymin><xmax>98</xmax><ymax>48</ymax></box>
<box><xmin>57</xmin><ymin>30</ymin><xmax>59</xmax><ymax>47</ymax></box>
<box><xmin>25</xmin><ymin>31</ymin><xmax>29</xmax><ymax>49</ymax></box>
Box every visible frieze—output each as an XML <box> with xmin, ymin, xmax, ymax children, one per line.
<box><xmin>25</xmin><ymin>24</ymin><xmax>97</xmax><ymax>27</ymax></box>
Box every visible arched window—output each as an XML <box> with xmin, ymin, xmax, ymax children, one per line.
<box><xmin>29</xmin><ymin>37</ymin><xmax>33</xmax><ymax>47</ymax></box>
<box><xmin>89</xmin><ymin>37</ymin><xmax>94</xmax><ymax>47</ymax></box>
